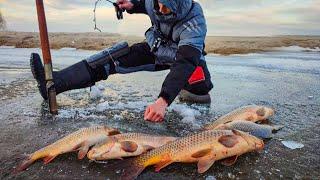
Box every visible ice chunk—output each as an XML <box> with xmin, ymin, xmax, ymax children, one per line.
<box><xmin>96</xmin><ymin>101</ymin><xmax>110</xmax><ymax>112</ymax></box>
<box><xmin>281</xmin><ymin>141</ymin><xmax>304</xmax><ymax>149</ymax></box>
<box><xmin>206</xmin><ymin>176</ymin><xmax>216</xmax><ymax>180</ymax></box>
<box><xmin>90</xmin><ymin>86</ymin><xmax>103</xmax><ymax>99</ymax></box>
<box><xmin>169</xmin><ymin>104</ymin><xmax>201</xmax><ymax>129</ymax></box>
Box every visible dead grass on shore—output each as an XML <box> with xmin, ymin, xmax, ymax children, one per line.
<box><xmin>1</xmin><ymin>31</ymin><xmax>320</xmax><ymax>55</ymax></box>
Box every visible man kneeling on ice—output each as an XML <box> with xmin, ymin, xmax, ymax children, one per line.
<box><xmin>30</xmin><ymin>0</ymin><xmax>213</xmax><ymax>122</ymax></box>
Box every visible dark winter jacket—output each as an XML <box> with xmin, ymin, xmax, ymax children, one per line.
<box><xmin>128</xmin><ymin>0</ymin><xmax>207</xmax><ymax>105</ymax></box>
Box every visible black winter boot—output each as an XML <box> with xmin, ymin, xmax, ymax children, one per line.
<box><xmin>53</xmin><ymin>60</ymin><xmax>95</xmax><ymax>94</ymax></box>
<box><xmin>30</xmin><ymin>53</ymin><xmax>97</xmax><ymax>100</ymax></box>
<box><xmin>179</xmin><ymin>90</ymin><xmax>211</xmax><ymax>104</ymax></box>
<box><xmin>30</xmin><ymin>53</ymin><xmax>48</xmax><ymax>100</ymax></box>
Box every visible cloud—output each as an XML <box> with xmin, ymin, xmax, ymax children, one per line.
<box><xmin>1</xmin><ymin>0</ymin><xmax>320</xmax><ymax>35</ymax></box>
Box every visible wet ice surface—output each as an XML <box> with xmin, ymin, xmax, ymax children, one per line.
<box><xmin>0</xmin><ymin>47</ymin><xmax>319</xmax><ymax>179</ymax></box>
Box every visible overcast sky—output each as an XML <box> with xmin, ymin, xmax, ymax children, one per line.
<box><xmin>1</xmin><ymin>0</ymin><xmax>319</xmax><ymax>36</ymax></box>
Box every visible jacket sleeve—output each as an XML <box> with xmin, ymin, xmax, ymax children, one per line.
<box><xmin>158</xmin><ymin>45</ymin><xmax>201</xmax><ymax>105</ymax></box>
<box><xmin>126</xmin><ymin>0</ymin><xmax>147</xmax><ymax>14</ymax></box>
<box><xmin>158</xmin><ymin>17</ymin><xmax>207</xmax><ymax>105</ymax></box>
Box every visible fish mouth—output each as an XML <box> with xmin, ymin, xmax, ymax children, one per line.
<box><xmin>255</xmin><ymin>141</ymin><xmax>265</xmax><ymax>151</ymax></box>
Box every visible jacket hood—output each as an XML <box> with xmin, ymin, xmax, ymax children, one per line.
<box><xmin>155</xmin><ymin>0</ymin><xmax>193</xmax><ymax>22</ymax></box>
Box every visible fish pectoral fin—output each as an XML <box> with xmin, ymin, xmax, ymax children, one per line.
<box><xmin>120</xmin><ymin>141</ymin><xmax>138</xmax><ymax>153</ymax></box>
<box><xmin>108</xmin><ymin>129</ymin><xmax>121</xmax><ymax>136</ymax></box>
<box><xmin>77</xmin><ymin>142</ymin><xmax>90</xmax><ymax>160</ymax></box>
<box><xmin>259</xmin><ymin>119</ymin><xmax>269</xmax><ymax>124</ymax></box>
<box><xmin>197</xmin><ymin>156</ymin><xmax>215</xmax><ymax>173</ymax></box>
<box><xmin>220</xmin><ymin>155</ymin><xmax>238</xmax><ymax>166</ymax></box>
<box><xmin>43</xmin><ymin>155</ymin><xmax>57</xmax><ymax>164</ymax></box>
<box><xmin>154</xmin><ymin>154</ymin><xmax>172</xmax><ymax>172</ymax></box>
<box><xmin>256</xmin><ymin>107</ymin><xmax>266</xmax><ymax>117</ymax></box>
<box><xmin>191</xmin><ymin>148</ymin><xmax>212</xmax><ymax>158</ymax></box>
<box><xmin>154</xmin><ymin>159</ymin><xmax>173</xmax><ymax>172</ymax></box>
<box><xmin>142</xmin><ymin>145</ymin><xmax>155</xmax><ymax>151</ymax></box>
<box><xmin>218</xmin><ymin>135</ymin><xmax>239</xmax><ymax>148</ymax></box>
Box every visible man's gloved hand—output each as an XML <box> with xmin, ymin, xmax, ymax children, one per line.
<box><xmin>144</xmin><ymin>97</ymin><xmax>168</xmax><ymax>122</ymax></box>
<box><xmin>117</xmin><ymin>0</ymin><xmax>134</xmax><ymax>10</ymax></box>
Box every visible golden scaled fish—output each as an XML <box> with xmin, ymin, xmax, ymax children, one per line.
<box><xmin>112</xmin><ymin>129</ymin><xmax>264</xmax><ymax>180</ymax></box>
<box><xmin>87</xmin><ymin>133</ymin><xmax>177</xmax><ymax>161</ymax></box>
<box><xmin>215</xmin><ymin>121</ymin><xmax>284</xmax><ymax>139</ymax></box>
<box><xmin>15</xmin><ymin>126</ymin><xmax>120</xmax><ymax>172</ymax></box>
<box><xmin>203</xmin><ymin>105</ymin><xmax>275</xmax><ymax>130</ymax></box>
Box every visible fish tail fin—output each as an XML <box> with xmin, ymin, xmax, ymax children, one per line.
<box><xmin>14</xmin><ymin>155</ymin><xmax>35</xmax><ymax>173</ymax></box>
<box><xmin>251</xmin><ymin>129</ymin><xmax>273</xmax><ymax>139</ymax></box>
<box><xmin>109</xmin><ymin>158</ymin><xmax>145</xmax><ymax>180</ymax></box>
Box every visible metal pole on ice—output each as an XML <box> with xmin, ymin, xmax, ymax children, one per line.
<box><xmin>35</xmin><ymin>0</ymin><xmax>58</xmax><ymax>114</ymax></box>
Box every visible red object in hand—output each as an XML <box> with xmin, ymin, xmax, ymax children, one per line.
<box><xmin>188</xmin><ymin>66</ymin><xmax>205</xmax><ymax>85</ymax></box>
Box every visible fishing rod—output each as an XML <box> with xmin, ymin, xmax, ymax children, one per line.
<box><xmin>93</xmin><ymin>0</ymin><xmax>124</xmax><ymax>32</ymax></box>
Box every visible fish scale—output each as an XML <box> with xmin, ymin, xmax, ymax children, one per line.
<box><xmin>138</xmin><ymin>130</ymin><xmax>234</xmax><ymax>164</ymax></box>
<box><xmin>116</xmin><ymin>129</ymin><xmax>264</xmax><ymax>180</ymax></box>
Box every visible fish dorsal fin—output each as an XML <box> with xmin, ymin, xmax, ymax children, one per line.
<box><xmin>191</xmin><ymin>148</ymin><xmax>212</xmax><ymax>158</ymax></box>
<box><xmin>142</xmin><ymin>145</ymin><xmax>155</xmax><ymax>151</ymax></box>
<box><xmin>218</xmin><ymin>135</ymin><xmax>239</xmax><ymax>148</ymax></box>
<box><xmin>197</xmin><ymin>156</ymin><xmax>215</xmax><ymax>173</ymax></box>
<box><xmin>256</xmin><ymin>107</ymin><xmax>266</xmax><ymax>117</ymax></box>
<box><xmin>120</xmin><ymin>141</ymin><xmax>138</xmax><ymax>153</ymax></box>
<box><xmin>154</xmin><ymin>154</ymin><xmax>172</xmax><ymax>172</ymax></box>
<box><xmin>220</xmin><ymin>155</ymin><xmax>238</xmax><ymax>166</ymax></box>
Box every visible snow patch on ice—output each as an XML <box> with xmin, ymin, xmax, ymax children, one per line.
<box><xmin>272</xmin><ymin>46</ymin><xmax>320</xmax><ymax>52</ymax></box>
<box><xmin>56</xmin><ymin>107</ymin><xmax>100</xmax><ymax>119</ymax></box>
<box><xmin>0</xmin><ymin>46</ymin><xmax>15</xmax><ymax>49</ymax></box>
<box><xmin>169</xmin><ymin>104</ymin><xmax>202</xmax><ymax>129</ymax></box>
<box><xmin>59</xmin><ymin>47</ymin><xmax>77</xmax><ymax>51</ymax></box>
<box><xmin>96</xmin><ymin>100</ymin><xmax>146</xmax><ymax>112</ymax></box>
<box><xmin>90</xmin><ymin>86</ymin><xmax>104</xmax><ymax>99</ymax></box>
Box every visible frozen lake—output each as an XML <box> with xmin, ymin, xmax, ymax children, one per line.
<box><xmin>0</xmin><ymin>47</ymin><xmax>319</xmax><ymax>179</ymax></box>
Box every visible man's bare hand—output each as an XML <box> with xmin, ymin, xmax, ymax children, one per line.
<box><xmin>117</xmin><ymin>0</ymin><xmax>134</xmax><ymax>10</ymax></box>
<box><xmin>144</xmin><ymin>98</ymin><xmax>168</xmax><ymax>122</ymax></box>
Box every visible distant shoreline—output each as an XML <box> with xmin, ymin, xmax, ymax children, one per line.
<box><xmin>1</xmin><ymin>31</ymin><xmax>320</xmax><ymax>55</ymax></box>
